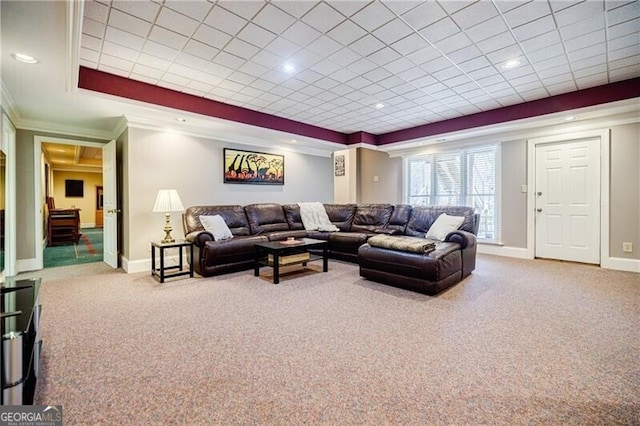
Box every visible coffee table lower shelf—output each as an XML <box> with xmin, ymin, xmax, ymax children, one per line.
<box><xmin>254</xmin><ymin>238</ymin><xmax>328</xmax><ymax>284</ymax></box>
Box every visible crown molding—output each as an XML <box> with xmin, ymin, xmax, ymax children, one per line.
<box><xmin>14</xmin><ymin>117</ymin><xmax>114</xmax><ymax>140</ymax></box>
<box><xmin>1</xmin><ymin>80</ymin><xmax>20</xmax><ymax>124</ymax></box>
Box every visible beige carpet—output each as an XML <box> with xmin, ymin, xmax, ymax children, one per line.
<box><xmin>24</xmin><ymin>255</ymin><xmax>640</xmax><ymax>425</ymax></box>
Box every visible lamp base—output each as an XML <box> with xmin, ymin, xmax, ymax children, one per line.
<box><xmin>161</xmin><ymin>213</ymin><xmax>175</xmax><ymax>243</ymax></box>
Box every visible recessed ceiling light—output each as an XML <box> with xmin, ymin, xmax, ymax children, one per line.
<box><xmin>501</xmin><ymin>59</ymin><xmax>521</xmax><ymax>70</ymax></box>
<box><xmin>374</xmin><ymin>103</ymin><xmax>385</xmax><ymax>109</ymax></box>
<box><xmin>11</xmin><ymin>52</ymin><xmax>39</xmax><ymax>64</ymax></box>
<box><xmin>176</xmin><ymin>117</ymin><xmax>186</xmax><ymax>122</ymax></box>
<box><xmin>564</xmin><ymin>116</ymin><xmax>576</xmax><ymax>121</ymax></box>
<box><xmin>283</xmin><ymin>63</ymin><xmax>296</xmax><ymax>73</ymax></box>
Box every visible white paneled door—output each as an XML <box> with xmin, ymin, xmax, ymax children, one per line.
<box><xmin>102</xmin><ymin>140</ymin><xmax>118</xmax><ymax>268</ymax></box>
<box><xmin>535</xmin><ymin>138</ymin><xmax>600</xmax><ymax>264</ymax></box>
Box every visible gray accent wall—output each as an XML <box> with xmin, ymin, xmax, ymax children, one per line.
<box><xmin>610</xmin><ymin>123</ymin><xmax>640</xmax><ymax>259</ymax></box>
<box><xmin>500</xmin><ymin>140</ymin><xmax>528</xmax><ymax>248</ymax></box>
<box><xmin>125</xmin><ymin>127</ymin><xmax>333</xmax><ymax>262</ymax></box>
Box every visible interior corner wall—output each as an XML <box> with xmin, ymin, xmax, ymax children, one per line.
<box><xmin>357</xmin><ymin>148</ymin><xmax>402</xmax><ymax>204</ymax></box>
<box><xmin>333</xmin><ymin>148</ymin><xmax>357</xmax><ymax>203</ymax></box>
<box><xmin>124</xmin><ymin>127</ymin><xmax>333</xmax><ymax>264</ymax></box>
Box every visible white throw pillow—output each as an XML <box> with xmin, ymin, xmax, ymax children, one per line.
<box><xmin>425</xmin><ymin>213</ymin><xmax>465</xmax><ymax>241</ymax></box>
<box><xmin>199</xmin><ymin>215</ymin><xmax>233</xmax><ymax>241</ymax></box>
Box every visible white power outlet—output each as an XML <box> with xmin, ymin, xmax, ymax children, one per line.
<box><xmin>622</xmin><ymin>242</ymin><xmax>633</xmax><ymax>253</ymax></box>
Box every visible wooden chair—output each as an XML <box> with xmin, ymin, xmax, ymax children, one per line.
<box><xmin>46</xmin><ymin>197</ymin><xmax>81</xmax><ymax>245</ymax></box>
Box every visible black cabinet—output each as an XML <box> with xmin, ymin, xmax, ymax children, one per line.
<box><xmin>1</xmin><ymin>278</ymin><xmax>42</xmax><ymax>405</ymax></box>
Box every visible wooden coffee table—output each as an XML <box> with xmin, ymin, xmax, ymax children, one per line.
<box><xmin>254</xmin><ymin>238</ymin><xmax>328</xmax><ymax>284</ymax></box>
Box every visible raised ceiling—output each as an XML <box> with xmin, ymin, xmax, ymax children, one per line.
<box><xmin>79</xmin><ymin>0</ymin><xmax>640</xmax><ymax>135</ymax></box>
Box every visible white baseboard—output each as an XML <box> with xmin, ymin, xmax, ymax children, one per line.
<box><xmin>602</xmin><ymin>257</ymin><xmax>640</xmax><ymax>273</ymax></box>
<box><xmin>122</xmin><ymin>255</ymin><xmax>182</xmax><ymax>274</ymax></box>
<box><xmin>17</xmin><ymin>257</ymin><xmax>41</xmax><ymax>274</ymax></box>
<box><xmin>477</xmin><ymin>244</ymin><xmax>531</xmax><ymax>259</ymax></box>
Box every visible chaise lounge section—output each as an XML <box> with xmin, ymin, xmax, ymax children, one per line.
<box><xmin>182</xmin><ymin>203</ymin><xmax>478</xmax><ymax>295</ymax></box>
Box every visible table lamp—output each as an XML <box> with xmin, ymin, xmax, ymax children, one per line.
<box><xmin>152</xmin><ymin>189</ymin><xmax>185</xmax><ymax>243</ymax></box>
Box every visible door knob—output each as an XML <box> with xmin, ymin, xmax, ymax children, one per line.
<box><xmin>536</xmin><ymin>208</ymin><xmax>542</xmax><ymax>212</ymax></box>
<box><xmin>537</xmin><ymin>191</ymin><xmax>542</xmax><ymax>196</ymax></box>
<box><xmin>107</xmin><ymin>209</ymin><xmax>121</xmax><ymax>214</ymax></box>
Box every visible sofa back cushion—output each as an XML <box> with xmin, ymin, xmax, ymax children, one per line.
<box><xmin>183</xmin><ymin>205</ymin><xmax>251</xmax><ymax>236</ymax></box>
<box><xmin>386</xmin><ymin>204</ymin><xmax>412</xmax><ymax>233</ymax></box>
<box><xmin>323</xmin><ymin>204</ymin><xmax>357</xmax><ymax>231</ymax></box>
<box><xmin>405</xmin><ymin>205</ymin><xmax>476</xmax><ymax>237</ymax></box>
<box><xmin>245</xmin><ymin>203</ymin><xmax>289</xmax><ymax>234</ymax></box>
<box><xmin>351</xmin><ymin>204</ymin><xmax>394</xmax><ymax>233</ymax></box>
<box><xmin>282</xmin><ymin>204</ymin><xmax>304</xmax><ymax>230</ymax></box>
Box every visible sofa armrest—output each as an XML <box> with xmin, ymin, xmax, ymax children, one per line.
<box><xmin>185</xmin><ymin>230</ymin><xmax>214</xmax><ymax>248</ymax></box>
<box><xmin>444</xmin><ymin>230</ymin><xmax>476</xmax><ymax>249</ymax></box>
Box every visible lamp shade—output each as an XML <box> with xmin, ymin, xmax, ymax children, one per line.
<box><xmin>152</xmin><ymin>189</ymin><xmax>185</xmax><ymax>213</ymax></box>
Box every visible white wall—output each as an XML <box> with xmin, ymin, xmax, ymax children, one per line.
<box><xmin>124</xmin><ymin>127</ymin><xmax>333</xmax><ymax>268</ymax></box>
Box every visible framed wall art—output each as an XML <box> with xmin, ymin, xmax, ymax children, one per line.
<box><xmin>223</xmin><ymin>148</ymin><xmax>285</xmax><ymax>185</ymax></box>
<box><xmin>334</xmin><ymin>154</ymin><xmax>345</xmax><ymax>177</ymax></box>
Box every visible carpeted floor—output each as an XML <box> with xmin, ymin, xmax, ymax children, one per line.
<box><xmin>24</xmin><ymin>255</ymin><xmax>640</xmax><ymax>425</ymax></box>
<box><xmin>43</xmin><ymin>227</ymin><xmax>103</xmax><ymax>268</ymax></box>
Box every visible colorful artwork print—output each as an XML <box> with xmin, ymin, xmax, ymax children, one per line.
<box><xmin>223</xmin><ymin>148</ymin><xmax>284</xmax><ymax>185</ymax></box>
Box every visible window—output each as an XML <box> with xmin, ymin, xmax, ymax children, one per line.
<box><xmin>405</xmin><ymin>144</ymin><xmax>499</xmax><ymax>241</ymax></box>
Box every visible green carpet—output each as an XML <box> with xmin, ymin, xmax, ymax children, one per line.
<box><xmin>44</xmin><ymin>227</ymin><xmax>103</xmax><ymax>268</ymax></box>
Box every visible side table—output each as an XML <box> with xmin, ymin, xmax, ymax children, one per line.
<box><xmin>151</xmin><ymin>240</ymin><xmax>194</xmax><ymax>283</ymax></box>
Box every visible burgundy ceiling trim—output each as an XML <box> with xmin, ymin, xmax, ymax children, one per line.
<box><xmin>78</xmin><ymin>66</ymin><xmax>348</xmax><ymax>145</ymax></box>
<box><xmin>347</xmin><ymin>131</ymin><xmax>377</xmax><ymax>145</ymax></box>
<box><xmin>378</xmin><ymin>78</ymin><xmax>640</xmax><ymax>145</ymax></box>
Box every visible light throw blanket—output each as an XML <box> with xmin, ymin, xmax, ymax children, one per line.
<box><xmin>367</xmin><ymin>234</ymin><xmax>436</xmax><ymax>254</ymax></box>
<box><xmin>298</xmin><ymin>202</ymin><xmax>339</xmax><ymax>232</ymax></box>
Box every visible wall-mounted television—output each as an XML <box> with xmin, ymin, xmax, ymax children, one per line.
<box><xmin>65</xmin><ymin>179</ymin><xmax>84</xmax><ymax>198</ymax></box>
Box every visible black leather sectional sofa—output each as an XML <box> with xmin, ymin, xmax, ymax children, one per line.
<box><xmin>182</xmin><ymin>203</ymin><xmax>478</xmax><ymax>295</ymax></box>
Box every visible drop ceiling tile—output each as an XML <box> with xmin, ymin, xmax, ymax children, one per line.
<box><xmin>401</xmin><ymin>2</ymin><xmax>447</xmax><ymax>31</ymax></box>
<box><xmin>485</xmin><ymin>45</ymin><xmax>524</xmax><ymax>66</ymax></box>
<box><xmin>161</xmin><ymin>72</ymin><xmax>190</xmax><ymax>87</ymax></box>
<box><xmin>282</xmin><ymin>21</ymin><xmax>322</xmax><ymax>47</ymax></box>
<box><xmin>468</xmin><ymin>66</ymin><xmax>498</xmax><ymax>80</ymax></box>
<box><xmin>229</xmin><ymin>92</ymin><xmax>257</xmax><ymax>104</ymax></box>
<box><xmin>227</xmin><ymin>70</ymin><xmax>257</xmax><ymax>85</ymax></box>
<box><xmin>609</xmin><ymin>63</ymin><xmax>640</xmax><ymax>80</ymax></box>
<box><xmin>534</xmin><ymin>55</ymin><xmax>570</xmax><ymax>72</ymax></box>
<box><xmin>164</xmin><ymin>0</ymin><xmax>213</xmax><ymax>20</ymax></box>
<box><xmin>281</xmin><ymin>78</ymin><xmax>309</xmax><ymax>92</ymax></box>
<box><xmin>527</xmin><ymin>44</ymin><xmax>565</xmax><ymax>63</ymax></box>
<box><xmin>251</xmin><ymin>78</ymin><xmax>276</xmax><ymax>91</ymax></box>
<box><xmin>214</xmin><ymin>50</ymin><xmax>246</xmax><ymax>69</ymax></box>
<box><xmin>129</xmin><ymin>72</ymin><xmax>157</xmax><ymax>85</ymax></box>
<box><xmin>80</xmin><ymin>47</ymin><xmax>100</xmax><ymax>63</ymax></box>
<box><xmin>192</xmin><ymin>25</ymin><xmax>233</xmax><ymax>50</ymax></box>
<box><xmin>476</xmin><ymin>73</ymin><xmax>506</xmax><ymax>87</ymax></box>
<box><xmin>167</xmin><ymin>63</ymin><xmax>199</xmax><ymax>80</ymax></box>
<box><xmin>373</xmin><ymin>18</ymin><xmax>414</xmax><ymax>45</ymax></box>
<box><xmin>328</xmin><ymin>48</ymin><xmax>361</xmax><ymax>66</ymax></box>
<box><xmin>368</xmin><ymin>47</ymin><xmax>401</xmax><ymax>66</ymax></box>
<box><xmin>108</xmin><ymin>9</ymin><xmax>152</xmax><ymax>38</ymax></box>
<box><xmin>251</xmin><ymin>50</ymin><xmax>282</xmax><ymax>69</ymax></box>
<box><xmin>392</xmin><ymin>82</ymin><xmax>421</xmax><ymax>95</ymax></box>
<box><xmin>609</xmin><ymin>45</ymin><xmax>640</xmax><ymax>61</ymax></box>
<box><xmin>553</xmin><ymin>1</ymin><xmax>603</xmax><ymax>28</ymax></box>
<box><xmin>546</xmin><ymin>80</ymin><xmax>577</xmax><ymax>95</ymax></box>
<box><xmin>99</xmin><ymin>54</ymin><xmax>134</xmax><ymax>73</ymax></box>
<box><xmin>295</xmin><ymin>69</ymin><xmax>324</xmax><ymax>84</ymax></box>
<box><xmin>447</xmin><ymin>45</ymin><xmax>482</xmax><ymax>64</ymax></box>
<box><xmin>225</xmin><ymin>38</ymin><xmax>261</xmax><ymax>60</ymax></box>
<box><xmin>204</xmin><ymin>6</ymin><xmax>248</xmax><ymax>37</ymax></box>
<box><xmin>536</xmin><ymin>63</ymin><xmax>571</xmax><ymax>79</ymax></box>
<box><xmin>112</xmin><ymin>0</ymin><xmax>161</xmax><ymax>22</ymax></box>
<box><xmin>520</xmin><ymin>30</ymin><xmax>562</xmax><ymax>53</ymax></box>
<box><xmin>549</xmin><ymin>0</ymin><xmax>583</xmax><ymax>13</ymax></box>
<box><xmin>331</xmin><ymin>67</ymin><xmax>359</xmax><ymax>83</ymax></box>
<box><xmin>260</xmin><ymin>69</ymin><xmax>289</xmax><ymax>84</ymax></box>
<box><xmin>314</xmin><ymin>76</ymin><xmax>341</xmax><ymax>90</ymax></box>
<box><xmin>608</xmin><ymin>17</ymin><xmax>639</xmax><ymax>39</ymax></box>
<box><xmin>101</xmin><ymin>40</ymin><xmax>139</xmax><ymax>62</ymax></box>
<box><xmin>290</xmin><ymin>49</ymin><xmax>322</xmax><ymax>69</ymax></box>
<box><xmin>250</xmin><ymin>4</ymin><xmax>297</xmax><ymax>35</ymax></box>
<box><xmin>442</xmin><ymin>74</ymin><xmax>472</xmax><ymax>89</ymax></box>
<box><xmin>383</xmin><ymin>57</ymin><xmax>416</xmax><ymax>74</ymax></box>
<box><xmin>82</xmin><ymin>18</ymin><xmax>105</xmax><ymax>39</ymax></box>
<box><xmin>609</xmin><ymin>54</ymin><xmax>640</xmax><ymax>70</ymax></box>
<box><xmin>137</xmin><ymin>52</ymin><xmax>172</xmax><ymax>71</ymax></box>
<box><xmin>104</xmin><ymin>26</ymin><xmax>144</xmax><ymax>51</ymax></box>
<box><xmin>302</xmin><ymin>2</ymin><xmax>346</xmax><ymax>33</ymax></box>
<box><xmin>218</xmin><ymin>1</ymin><xmax>264</xmax><ymax>20</ymax></box>
<box><xmin>559</xmin><ymin>15</ymin><xmax>605</xmax><ymax>40</ymax></box>
<box><xmin>512</xmin><ymin>15</ymin><xmax>557</xmax><ymax>42</ymax></box>
<box><xmin>192</xmin><ymin>71</ymin><xmax>222</xmax><ymax>86</ymax></box>
<box><xmin>217</xmin><ymin>79</ymin><xmax>245</xmax><ymax>92</ymax></box>
<box><xmin>541</xmin><ymin>72</ymin><xmax>573</xmax><ymax>86</ymax></box>
<box><xmin>504</xmin><ymin>1</ymin><xmax>552</xmax><ymax>28</ymax></box>
<box><xmin>269</xmin><ymin>85</ymin><xmax>294</xmax><ymax>97</ymax></box>
<box><xmin>458</xmin><ymin>55</ymin><xmax>491</xmax><ymax>73</ymax></box>
<box><xmin>326</xmin><ymin>20</ymin><xmax>367</xmax><ymax>47</ymax></box>
<box><xmin>494</xmin><ymin>93</ymin><xmax>523</xmax><ymax>105</ymax></box>
<box><xmin>237</xmin><ymin>61</ymin><xmax>268</xmax><ymax>78</ymax></box>
<box><xmin>519</xmin><ymin>88</ymin><xmax>550</xmax><ymax>101</ymax></box>
<box><xmin>84</xmin><ymin>0</ymin><xmax>109</xmax><ymax>23</ymax></box>
<box><xmin>148</xmin><ymin>25</ymin><xmax>188</xmax><ymax>50</ymax></box>
<box><xmin>306</xmin><ymin>36</ymin><xmax>343</xmax><ymax>56</ymax></box>
<box><xmin>237</xmin><ymin>23</ymin><xmax>277</xmax><ymax>49</ymax></box>
<box><xmin>452</xmin><ymin>1</ymin><xmax>499</xmax><ymax>30</ymax></box>
<box><xmin>185</xmin><ymin>79</ymin><xmax>213</xmax><ymax>93</ymax></box>
<box><xmin>271</xmin><ymin>1</ymin><xmax>316</xmax><ymax>19</ymax></box>
<box><xmin>183</xmin><ymin>39</ymin><xmax>219</xmax><ymax>61</ymax></box>
<box><xmin>419</xmin><ymin>17</ymin><xmax>461</xmax><ymax>44</ymax></box>
<box><xmin>310</xmin><ymin>59</ymin><xmax>341</xmax><ymax>75</ymax></box>
<box><xmin>607</xmin><ymin>1</ymin><xmax>640</xmax><ymax>26</ymax></box>
<box><xmin>350</xmin><ymin>35</ymin><xmax>386</xmax><ymax>57</ymax></box>
<box><xmin>465</xmin><ymin>16</ymin><xmax>509</xmax><ymax>43</ymax></box>
<box><xmin>405</xmin><ymin>45</ymin><xmax>441</xmax><ymax>66</ymax></box>
<box><xmin>350</xmin><ymin>2</ymin><xmax>396</xmax><ymax>32</ymax></box>
<box><xmin>476</xmin><ymin>31</ymin><xmax>517</xmax><ymax>55</ymax></box>
<box><xmin>202</xmin><ymin>62</ymin><xmax>233</xmax><ymax>79</ymax></box>
<box><xmin>156</xmin><ymin>7</ymin><xmax>199</xmax><ymax>37</ymax></box>
<box><xmin>511</xmin><ymin>80</ymin><xmax>544</xmax><ymax>92</ymax></box>
<box><xmin>80</xmin><ymin>34</ymin><xmax>102</xmax><ymax>51</ymax></box>
<box><xmin>432</xmin><ymin>66</ymin><xmax>463</xmax><ymax>82</ymax></box>
<box><xmin>608</xmin><ymin>33</ymin><xmax>640</xmax><ymax>51</ymax></box>
<box><xmin>434</xmin><ymin>32</ymin><xmax>472</xmax><ymax>55</ymax></box>
<box><xmin>575</xmin><ymin>73</ymin><xmax>609</xmax><ymax>89</ymax></box>
<box><xmin>264</xmin><ymin>37</ymin><xmax>301</xmax><ymax>59</ymax></box>
<box><xmin>573</xmin><ymin>64</ymin><xmax>607</xmax><ymax>79</ymax></box>
<box><xmin>363</xmin><ymin>67</ymin><xmax>393</xmax><ymax>83</ymax></box>
<box><xmin>421</xmin><ymin>56</ymin><xmax>454</xmax><ymax>74</ymax></box>
<box><xmin>287</xmin><ymin>91</ymin><xmax>311</xmax><ymax>103</ymax></box>
<box><xmin>142</xmin><ymin>40</ymin><xmax>178</xmax><ymax>61</ymax></box>
<box><xmin>569</xmin><ymin>44</ymin><xmax>606</xmax><ymax>62</ymax></box>
<box><xmin>344</xmin><ymin>77</ymin><xmax>370</xmax><ymax>90</ymax></box>
<box><xmin>397</xmin><ymin>66</ymin><xmax>427</xmax><ymax>81</ymax></box>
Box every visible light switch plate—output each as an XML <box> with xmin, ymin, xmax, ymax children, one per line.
<box><xmin>521</xmin><ymin>184</ymin><xmax>527</xmax><ymax>193</ymax></box>
<box><xmin>622</xmin><ymin>242</ymin><xmax>633</xmax><ymax>253</ymax></box>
